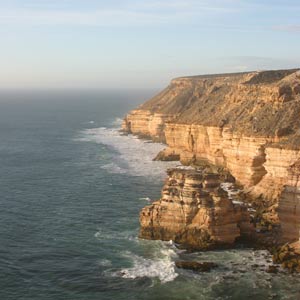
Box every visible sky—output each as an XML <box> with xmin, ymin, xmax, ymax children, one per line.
<box><xmin>0</xmin><ymin>0</ymin><xmax>299</xmax><ymax>89</ymax></box>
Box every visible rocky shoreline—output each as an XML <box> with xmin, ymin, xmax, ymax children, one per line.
<box><xmin>122</xmin><ymin>69</ymin><xmax>300</xmax><ymax>272</ymax></box>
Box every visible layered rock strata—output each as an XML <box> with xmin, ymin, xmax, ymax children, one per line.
<box><xmin>122</xmin><ymin>110</ymin><xmax>174</xmax><ymax>142</ymax></box>
<box><xmin>278</xmin><ymin>161</ymin><xmax>300</xmax><ymax>242</ymax></box>
<box><xmin>140</xmin><ymin>168</ymin><xmax>253</xmax><ymax>249</ymax></box>
<box><xmin>123</xmin><ymin>69</ymin><xmax>300</xmax><ymax>244</ymax></box>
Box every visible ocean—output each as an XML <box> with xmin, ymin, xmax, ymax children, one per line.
<box><xmin>1</xmin><ymin>90</ymin><xmax>300</xmax><ymax>300</ymax></box>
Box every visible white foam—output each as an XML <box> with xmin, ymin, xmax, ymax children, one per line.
<box><xmin>76</xmin><ymin>125</ymin><xmax>179</xmax><ymax>180</ymax></box>
<box><xmin>139</xmin><ymin>197</ymin><xmax>151</xmax><ymax>202</ymax></box>
<box><xmin>88</xmin><ymin>120</ymin><xmax>95</xmax><ymax>124</ymax></box>
<box><xmin>116</xmin><ymin>247</ymin><xmax>178</xmax><ymax>283</ymax></box>
<box><xmin>220</xmin><ymin>183</ymin><xmax>257</xmax><ymax>213</ymax></box>
<box><xmin>175</xmin><ymin>165</ymin><xmax>195</xmax><ymax>170</ymax></box>
<box><xmin>221</xmin><ymin>182</ymin><xmax>244</xmax><ymax>204</ymax></box>
<box><xmin>98</xmin><ymin>259</ymin><xmax>112</xmax><ymax>267</ymax></box>
<box><xmin>111</xmin><ymin>117</ymin><xmax>123</xmax><ymax>126</ymax></box>
<box><xmin>232</xmin><ymin>200</ymin><xmax>244</xmax><ymax>205</ymax></box>
<box><xmin>220</xmin><ymin>182</ymin><xmax>235</xmax><ymax>200</ymax></box>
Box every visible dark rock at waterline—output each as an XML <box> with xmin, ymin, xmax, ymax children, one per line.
<box><xmin>153</xmin><ymin>150</ymin><xmax>180</xmax><ymax>161</ymax></box>
<box><xmin>175</xmin><ymin>261</ymin><xmax>217</xmax><ymax>272</ymax></box>
<box><xmin>266</xmin><ymin>265</ymin><xmax>279</xmax><ymax>273</ymax></box>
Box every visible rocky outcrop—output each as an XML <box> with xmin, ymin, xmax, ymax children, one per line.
<box><xmin>123</xmin><ymin>69</ymin><xmax>300</xmax><ymax>245</ymax></box>
<box><xmin>139</xmin><ymin>168</ymin><xmax>253</xmax><ymax>249</ymax></box>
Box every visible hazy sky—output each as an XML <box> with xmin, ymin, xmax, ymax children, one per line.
<box><xmin>0</xmin><ymin>0</ymin><xmax>299</xmax><ymax>89</ymax></box>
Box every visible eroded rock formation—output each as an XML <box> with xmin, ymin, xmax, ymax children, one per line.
<box><xmin>123</xmin><ymin>69</ymin><xmax>300</xmax><ymax>245</ymax></box>
<box><xmin>139</xmin><ymin>168</ymin><xmax>253</xmax><ymax>249</ymax></box>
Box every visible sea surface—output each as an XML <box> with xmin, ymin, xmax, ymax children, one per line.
<box><xmin>1</xmin><ymin>90</ymin><xmax>300</xmax><ymax>300</ymax></box>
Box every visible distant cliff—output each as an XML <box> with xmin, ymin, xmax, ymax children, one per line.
<box><xmin>123</xmin><ymin>69</ymin><xmax>300</xmax><ymax>246</ymax></box>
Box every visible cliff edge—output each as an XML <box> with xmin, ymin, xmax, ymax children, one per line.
<box><xmin>123</xmin><ymin>69</ymin><xmax>300</xmax><ymax>247</ymax></box>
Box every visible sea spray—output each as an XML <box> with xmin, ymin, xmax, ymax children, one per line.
<box><xmin>76</xmin><ymin>126</ymin><xmax>179</xmax><ymax>180</ymax></box>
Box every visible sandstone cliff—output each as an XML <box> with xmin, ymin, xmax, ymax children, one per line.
<box><xmin>123</xmin><ymin>69</ymin><xmax>300</xmax><ymax>245</ymax></box>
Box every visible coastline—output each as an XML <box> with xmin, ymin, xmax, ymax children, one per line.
<box><xmin>122</xmin><ymin>69</ymin><xmax>300</xmax><ymax>272</ymax></box>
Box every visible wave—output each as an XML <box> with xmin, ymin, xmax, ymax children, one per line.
<box><xmin>76</xmin><ymin>122</ymin><xmax>179</xmax><ymax>180</ymax></box>
<box><xmin>115</xmin><ymin>246</ymin><xmax>178</xmax><ymax>283</ymax></box>
<box><xmin>220</xmin><ymin>182</ymin><xmax>255</xmax><ymax>207</ymax></box>
<box><xmin>139</xmin><ymin>197</ymin><xmax>152</xmax><ymax>202</ymax></box>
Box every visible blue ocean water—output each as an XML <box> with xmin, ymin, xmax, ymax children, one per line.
<box><xmin>1</xmin><ymin>90</ymin><xmax>300</xmax><ymax>300</ymax></box>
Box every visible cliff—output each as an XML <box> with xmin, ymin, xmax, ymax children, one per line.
<box><xmin>123</xmin><ymin>69</ymin><xmax>300</xmax><ymax>246</ymax></box>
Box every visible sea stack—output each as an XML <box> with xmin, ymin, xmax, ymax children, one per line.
<box><xmin>123</xmin><ymin>69</ymin><xmax>300</xmax><ymax>247</ymax></box>
<box><xmin>139</xmin><ymin>168</ymin><xmax>253</xmax><ymax>249</ymax></box>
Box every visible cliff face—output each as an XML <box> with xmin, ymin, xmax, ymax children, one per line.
<box><xmin>123</xmin><ymin>69</ymin><xmax>300</xmax><ymax>245</ymax></box>
<box><xmin>121</xmin><ymin>109</ymin><xmax>173</xmax><ymax>142</ymax></box>
<box><xmin>278</xmin><ymin>161</ymin><xmax>300</xmax><ymax>242</ymax></box>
